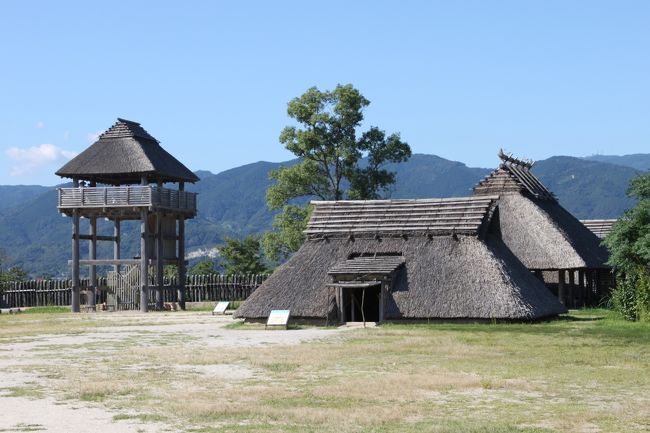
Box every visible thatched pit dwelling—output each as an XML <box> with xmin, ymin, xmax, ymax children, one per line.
<box><xmin>235</xmin><ymin>196</ymin><xmax>566</xmax><ymax>324</ymax></box>
<box><xmin>473</xmin><ymin>150</ymin><xmax>612</xmax><ymax>307</ymax></box>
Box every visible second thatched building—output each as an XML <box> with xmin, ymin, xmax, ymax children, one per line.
<box><xmin>235</xmin><ymin>196</ymin><xmax>566</xmax><ymax>323</ymax></box>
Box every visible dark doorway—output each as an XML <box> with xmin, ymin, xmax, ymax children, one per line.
<box><xmin>342</xmin><ymin>285</ymin><xmax>381</xmax><ymax>322</ymax></box>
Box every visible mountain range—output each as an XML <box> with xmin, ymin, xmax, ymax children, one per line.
<box><xmin>0</xmin><ymin>153</ymin><xmax>644</xmax><ymax>277</ymax></box>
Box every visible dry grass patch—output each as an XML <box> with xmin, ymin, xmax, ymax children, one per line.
<box><xmin>1</xmin><ymin>310</ymin><xmax>649</xmax><ymax>433</ymax></box>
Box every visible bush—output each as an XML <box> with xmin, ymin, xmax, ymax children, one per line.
<box><xmin>610</xmin><ymin>268</ymin><xmax>650</xmax><ymax>321</ymax></box>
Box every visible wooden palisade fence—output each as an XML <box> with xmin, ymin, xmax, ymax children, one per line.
<box><xmin>0</xmin><ymin>274</ymin><xmax>268</xmax><ymax>309</ymax></box>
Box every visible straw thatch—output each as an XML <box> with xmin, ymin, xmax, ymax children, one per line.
<box><xmin>328</xmin><ymin>255</ymin><xmax>406</xmax><ymax>277</ymax></box>
<box><xmin>56</xmin><ymin>118</ymin><xmax>199</xmax><ymax>184</ymax></box>
<box><xmin>474</xmin><ymin>151</ymin><xmax>608</xmax><ymax>270</ymax></box>
<box><xmin>305</xmin><ymin>196</ymin><xmax>496</xmax><ymax>237</ymax></box>
<box><xmin>580</xmin><ymin>219</ymin><xmax>617</xmax><ymax>239</ymax></box>
<box><xmin>235</xmin><ymin>197</ymin><xmax>566</xmax><ymax>321</ymax></box>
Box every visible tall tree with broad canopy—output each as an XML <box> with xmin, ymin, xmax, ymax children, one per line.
<box><xmin>262</xmin><ymin>84</ymin><xmax>411</xmax><ymax>262</ymax></box>
<box><xmin>219</xmin><ymin>236</ymin><xmax>269</xmax><ymax>275</ymax></box>
<box><xmin>604</xmin><ymin>172</ymin><xmax>650</xmax><ymax>321</ymax></box>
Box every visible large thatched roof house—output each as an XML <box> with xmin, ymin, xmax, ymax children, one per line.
<box><xmin>473</xmin><ymin>150</ymin><xmax>611</xmax><ymax>307</ymax></box>
<box><xmin>236</xmin><ymin>196</ymin><xmax>566</xmax><ymax>323</ymax></box>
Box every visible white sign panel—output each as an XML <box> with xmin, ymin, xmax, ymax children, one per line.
<box><xmin>212</xmin><ymin>301</ymin><xmax>230</xmax><ymax>315</ymax></box>
<box><xmin>266</xmin><ymin>309</ymin><xmax>290</xmax><ymax>328</ymax></box>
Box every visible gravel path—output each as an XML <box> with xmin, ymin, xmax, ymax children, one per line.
<box><xmin>0</xmin><ymin>312</ymin><xmax>345</xmax><ymax>432</ymax></box>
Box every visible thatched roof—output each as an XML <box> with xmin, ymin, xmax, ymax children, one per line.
<box><xmin>236</xmin><ymin>197</ymin><xmax>566</xmax><ymax>321</ymax></box>
<box><xmin>580</xmin><ymin>219</ymin><xmax>617</xmax><ymax>239</ymax></box>
<box><xmin>474</xmin><ymin>149</ymin><xmax>555</xmax><ymax>201</ymax></box>
<box><xmin>56</xmin><ymin>118</ymin><xmax>199</xmax><ymax>184</ymax></box>
<box><xmin>328</xmin><ymin>255</ymin><xmax>405</xmax><ymax>277</ymax></box>
<box><xmin>306</xmin><ymin>196</ymin><xmax>498</xmax><ymax>238</ymax></box>
<box><xmin>474</xmin><ymin>151</ymin><xmax>608</xmax><ymax>270</ymax></box>
<box><xmin>235</xmin><ymin>235</ymin><xmax>566</xmax><ymax>320</ymax></box>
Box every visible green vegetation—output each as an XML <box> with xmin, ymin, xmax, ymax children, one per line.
<box><xmin>189</xmin><ymin>259</ymin><xmax>218</xmax><ymax>275</ymax></box>
<box><xmin>604</xmin><ymin>171</ymin><xmax>650</xmax><ymax>321</ymax></box>
<box><xmin>262</xmin><ymin>84</ymin><xmax>411</xmax><ymax>262</ymax></box>
<box><xmin>219</xmin><ymin>235</ymin><xmax>269</xmax><ymax>275</ymax></box>
<box><xmin>23</xmin><ymin>306</ymin><xmax>68</xmax><ymax>314</ymax></box>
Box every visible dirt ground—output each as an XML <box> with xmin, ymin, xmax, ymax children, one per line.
<box><xmin>0</xmin><ymin>312</ymin><xmax>344</xmax><ymax>433</ymax></box>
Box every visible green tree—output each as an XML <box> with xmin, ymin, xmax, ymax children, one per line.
<box><xmin>604</xmin><ymin>173</ymin><xmax>650</xmax><ymax>321</ymax></box>
<box><xmin>220</xmin><ymin>236</ymin><xmax>269</xmax><ymax>275</ymax></box>
<box><xmin>189</xmin><ymin>259</ymin><xmax>218</xmax><ymax>275</ymax></box>
<box><xmin>262</xmin><ymin>84</ymin><xmax>411</xmax><ymax>262</ymax></box>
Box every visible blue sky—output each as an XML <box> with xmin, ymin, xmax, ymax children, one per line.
<box><xmin>0</xmin><ymin>1</ymin><xmax>648</xmax><ymax>186</ymax></box>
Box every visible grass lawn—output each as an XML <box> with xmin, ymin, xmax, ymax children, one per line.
<box><xmin>1</xmin><ymin>309</ymin><xmax>649</xmax><ymax>433</ymax></box>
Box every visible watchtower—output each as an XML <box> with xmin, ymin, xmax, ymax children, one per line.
<box><xmin>55</xmin><ymin>118</ymin><xmax>199</xmax><ymax>312</ymax></box>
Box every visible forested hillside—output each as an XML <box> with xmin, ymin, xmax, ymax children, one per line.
<box><xmin>0</xmin><ymin>154</ymin><xmax>641</xmax><ymax>276</ymax></box>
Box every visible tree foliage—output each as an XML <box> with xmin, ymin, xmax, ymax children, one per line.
<box><xmin>0</xmin><ymin>266</ymin><xmax>27</xmax><ymax>285</ymax></box>
<box><xmin>219</xmin><ymin>235</ymin><xmax>269</xmax><ymax>275</ymax></box>
<box><xmin>189</xmin><ymin>259</ymin><xmax>218</xmax><ymax>276</ymax></box>
<box><xmin>263</xmin><ymin>84</ymin><xmax>411</xmax><ymax>262</ymax></box>
<box><xmin>604</xmin><ymin>172</ymin><xmax>650</xmax><ymax>321</ymax></box>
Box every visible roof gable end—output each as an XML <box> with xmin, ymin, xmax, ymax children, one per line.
<box><xmin>474</xmin><ymin>149</ymin><xmax>556</xmax><ymax>202</ymax></box>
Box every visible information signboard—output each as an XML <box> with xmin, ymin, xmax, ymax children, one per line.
<box><xmin>266</xmin><ymin>309</ymin><xmax>290</xmax><ymax>329</ymax></box>
<box><xmin>212</xmin><ymin>301</ymin><xmax>230</xmax><ymax>315</ymax></box>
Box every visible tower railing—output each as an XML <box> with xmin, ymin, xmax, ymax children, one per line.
<box><xmin>57</xmin><ymin>186</ymin><xmax>197</xmax><ymax>212</ymax></box>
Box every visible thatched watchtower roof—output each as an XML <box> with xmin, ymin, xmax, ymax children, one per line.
<box><xmin>56</xmin><ymin>118</ymin><xmax>199</xmax><ymax>185</ymax></box>
<box><xmin>474</xmin><ymin>150</ymin><xmax>608</xmax><ymax>270</ymax></box>
<box><xmin>235</xmin><ymin>197</ymin><xmax>566</xmax><ymax>321</ymax></box>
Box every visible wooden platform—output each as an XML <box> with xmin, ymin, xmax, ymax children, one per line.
<box><xmin>57</xmin><ymin>186</ymin><xmax>197</xmax><ymax>218</ymax></box>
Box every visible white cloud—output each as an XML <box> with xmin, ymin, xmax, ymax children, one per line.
<box><xmin>87</xmin><ymin>131</ymin><xmax>102</xmax><ymax>144</ymax></box>
<box><xmin>35</xmin><ymin>121</ymin><xmax>45</xmax><ymax>129</ymax></box>
<box><xmin>5</xmin><ymin>144</ymin><xmax>77</xmax><ymax>176</ymax></box>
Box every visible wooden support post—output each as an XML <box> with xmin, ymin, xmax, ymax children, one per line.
<box><xmin>140</xmin><ymin>175</ymin><xmax>149</xmax><ymax>312</ymax></box>
<box><xmin>178</xmin><ymin>181</ymin><xmax>186</xmax><ymax>310</ymax></box>
<box><xmin>156</xmin><ymin>212</ymin><xmax>164</xmax><ymax>310</ymax></box>
<box><xmin>578</xmin><ymin>269</ymin><xmax>586</xmax><ymax>308</ymax></box>
<box><xmin>71</xmin><ymin>179</ymin><xmax>80</xmax><ymax>313</ymax></box>
<box><xmin>594</xmin><ymin>269</ymin><xmax>602</xmax><ymax>305</ymax></box>
<box><xmin>379</xmin><ymin>281</ymin><xmax>386</xmax><ymax>322</ymax></box>
<box><xmin>585</xmin><ymin>270</ymin><xmax>593</xmax><ymax>307</ymax></box>
<box><xmin>140</xmin><ymin>207</ymin><xmax>149</xmax><ymax>313</ymax></box>
<box><xmin>88</xmin><ymin>214</ymin><xmax>97</xmax><ymax>311</ymax></box>
<box><xmin>113</xmin><ymin>219</ymin><xmax>120</xmax><ymax>274</ymax></box>
<box><xmin>558</xmin><ymin>269</ymin><xmax>566</xmax><ymax>306</ymax></box>
<box><xmin>337</xmin><ymin>285</ymin><xmax>344</xmax><ymax>324</ymax></box>
<box><xmin>567</xmin><ymin>269</ymin><xmax>575</xmax><ymax>309</ymax></box>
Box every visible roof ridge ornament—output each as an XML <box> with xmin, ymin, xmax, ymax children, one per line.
<box><xmin>498</xmin><ymin>148</ymin><xmax>534</xmax><ymax>168</ymax></box>
<box><xmin>99</xmin><ymin>118</ymin><xmax>159</xmax><ymax>143</ymax></box>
